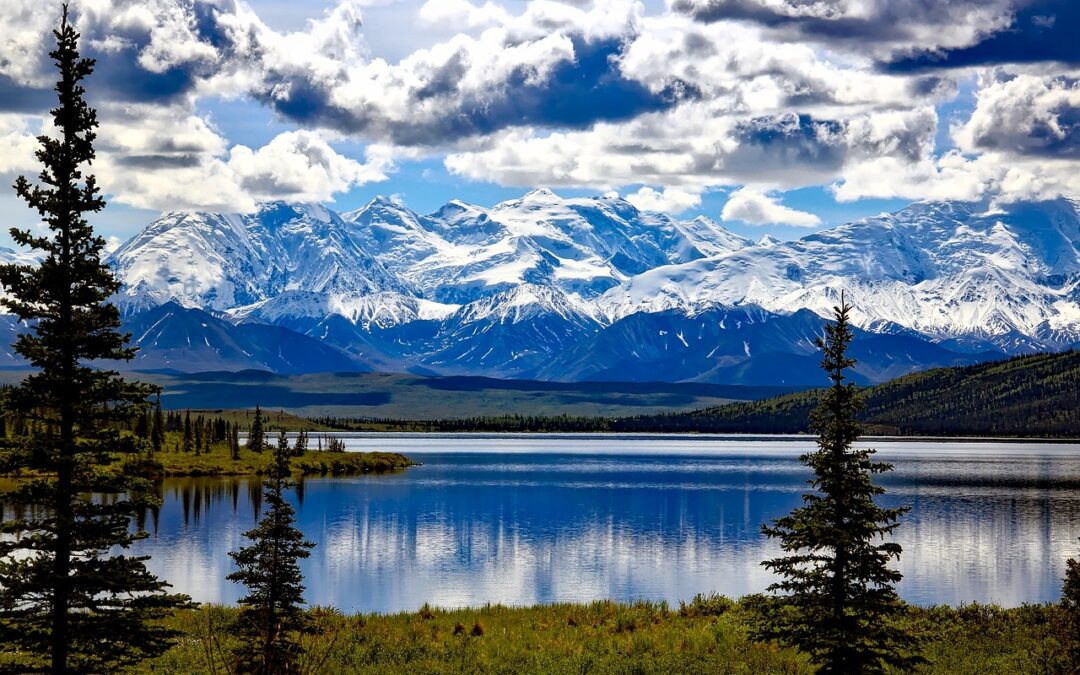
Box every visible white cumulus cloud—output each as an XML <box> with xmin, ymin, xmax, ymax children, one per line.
<box><xmin>623</xmin><ymin>186</ymin><xmax>702</xmax><ymax>214</ymax></box>
<box><xmin>227</xmin><ymin>130</ymin><xmax>391</xmax><ymax>203</ymax></box>
<box><xmin>721</xmin><ymin>187</ymin><xmax>821</xmax><ymax>227</ymax></box>
<box><xmin>92</xmin><ymin>104</ymin><xmax>388</xmax><ymax>211</ymax></box>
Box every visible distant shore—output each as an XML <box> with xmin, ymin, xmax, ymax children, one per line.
<box><xmin>294</xmin><ymin>428</ymin><xmax>1080</xmax><ymax>442</ymax></box>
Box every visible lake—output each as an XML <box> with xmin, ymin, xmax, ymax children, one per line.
<box><xmin>134</xmin><ymin>434</ymin><xmax>1080</xmax><ymax>613</ymax></box>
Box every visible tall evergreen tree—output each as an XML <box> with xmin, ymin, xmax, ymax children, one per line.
<box><xmin>228</xmin><ymin>429</ymin><xmax>314</xmax><ymax>673</ymax></box>
<box><xmin>1060</xmin><ymin>544</ymin><xmax>1080</xmax><ymax>669</ymax></box>
<box><xmin>292</xmin><ymin>429</ymin><xmax>308</xmax><ymax>457</ymax></box>
<box><xmin>230</xmin><ymin>422</ymin><xmax>241</xmax><ymax>461</ymax></box>
<box><xmin>0</xmin><ymin>7</ymin><xmax>189</xmax><ymax>672</ymax></box>
<box><xmin>151</xmin><ymin>393</ymin><xmax>164</xmax><ymax>457</ymax></box>
<box><xmin>182</xmin><ymin>409</ymin><xmax>193</xmax><ymax>454</ymax></box>
<box><xmin>752</xmin><ymin>297</ymin><xmax>920</xmax><ymax>673</ymax></box>
<box><xmin>135</xmin><ymin>409</ymin><xmax>149</xmax><ymax>439</ymax></box>
<box><xmin>247</xmin><ymin>404</ymin><xmax>265</xmax><ymax>454</ymax></box>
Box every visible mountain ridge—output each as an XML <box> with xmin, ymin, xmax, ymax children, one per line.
<box><xmin>3</xmin><ymin>190</ymin><xmax>1075</xmax><ymax>384</ymax></box>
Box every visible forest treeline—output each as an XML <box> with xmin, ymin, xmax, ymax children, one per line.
<box><xmin>647</xmin><ymin>350</ymin><xmax>1080</xmax><ymax>436</ymax></box>
<box><xmin>310</xmin><ymin>350</ymin><xmax>1080</xmax><ymax>436</ymax></box>
<box><xmin>308</xmin><ymin>413</ymin><xmax>616</xmax><ymax>433</ymax></box>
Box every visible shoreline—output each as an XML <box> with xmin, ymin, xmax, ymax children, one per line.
<box><xmin>136</xmin><ymin>449</ymin><xmax>416</xmax><ymax>479</ymax></box>
<box><xmin>278</xmin><ymin>429</ymin><xmax>1080</xmax><ymax>443</ymax></box>
<box><xmin>0</xmin><ymin>450</ymin><xmax>417</xmax><ymax>480</ymax></box>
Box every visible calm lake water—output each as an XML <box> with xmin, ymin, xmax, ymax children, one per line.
<box><xmin>133</xmin><ymin>434</ymin><xmax>1080</xmax><ymax>613</ymax></box>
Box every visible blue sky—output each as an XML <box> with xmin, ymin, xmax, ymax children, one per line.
<box><xmin>0</xmin><ymin>0</ymin><xmax>1076</xmax><ymax>245</ymax></box>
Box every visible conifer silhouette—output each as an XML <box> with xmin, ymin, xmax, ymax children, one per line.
<box><xmin>0</xmin><ymin>6</ymin><xmax>189</xmax><ymax>671</ymax></box>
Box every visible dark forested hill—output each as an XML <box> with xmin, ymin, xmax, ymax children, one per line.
<box><xmin>615</xmin><ymin>351</ymin><xmax>1080</xmax><ymax>436</ymax></box>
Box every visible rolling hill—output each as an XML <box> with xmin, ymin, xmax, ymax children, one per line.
<box><xmin>618</xmin><ymin>350</ymin><xmax>1080</xmax><ymax>436</ymax></box>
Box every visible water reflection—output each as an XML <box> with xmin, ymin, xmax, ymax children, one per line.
<box><xmin>128</xmin><ymin>436</ymin><xmax>1080</xmax><ymax>613</ymax></box>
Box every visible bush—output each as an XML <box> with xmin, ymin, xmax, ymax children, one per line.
<box><xmin>679</xmin><ymin>593</ymin><xmax>736</xmax><ymax>618</ymax></box>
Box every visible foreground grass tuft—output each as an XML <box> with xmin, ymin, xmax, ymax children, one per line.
<box><xmin>137</xmin><ymin>596</ymin><xmax>1072</xmax><ymax>674</ymax></box>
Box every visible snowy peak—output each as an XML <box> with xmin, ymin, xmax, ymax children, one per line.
<box><xmin>333</xmin><ymin>191</ymin><xmax>752</xmax><ymax>304</ymax></box>
<box><xmin>256</xmin><ymin>200</ymin><xmax>335</xmax><ymax>227</ymax></box>
<box><xmin>452</xmin><ymin>284</ymin><xmax>600</xmax><ymax>326</ymax></box>
<box><xmin>603</xmin><ymin>198</ymin><xmax>1080</xmax><ymax>350</ymax></box>
<box><xmin>515</xmin><ymin>187</ymin><xmax>562</xmax><ymax>204</ymax></box>
<box><xmin>343</xmin><ymin>197</ymin><xmax>450</xmax><ymax>275</ymax></box>
<box><xmin>110</xmin><ymin>201</ymin><xmax>410</xmax><ymax>315</ymax></box>
<box><xmin>675</xmin><ymin>215</ymin><xmax>754</xmax><ymax>257</ymax></box>
<box><xmin>109</xmin><ymin>210</ymin><xmax>258</xmax><ymax>314</ymax></box>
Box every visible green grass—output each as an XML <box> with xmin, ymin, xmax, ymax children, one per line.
<box><xmin>136</xmin><ymin>597</ymin><xmax>1074</xmax><ymax>674</ymax></box>
<box><xmin>127</xmin><ymin>432</ymin><xmax>413</xmax><ymax>478</ymax></box>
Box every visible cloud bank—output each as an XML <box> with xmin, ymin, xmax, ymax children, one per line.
<box><xmin>0</xmin><ymin>0</ymin><xmax>1077</xmax><ymax>218</ymax></box>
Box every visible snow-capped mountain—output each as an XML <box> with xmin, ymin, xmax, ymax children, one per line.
<box><xmin>419</xmin><ymin>284</ymin><xmax>604</xmax><ymax>376</ymax></box>
<box><xmin>600</xmin><ymin>200</ymin><xmax>1080</xmax><ymax>352</ymax></box>
<box><xmin>530</xmin><ymin>305</ymin><xmax>993</xmax><ymax>385</ymax></box>
<box><xmin>110</xmin><ymin>202</ymin><xmax>411</xmax><ymax>315</ymax></box>
<box><xmin>120</xmin><ymin>302</ymin><xmax>366</xmax><ymax>374</ymax></box>
<box><xmin>338</xmin><ymin>188</ymin><xmax>750</xmax><ymax>304</ymax></box>
<box><xmin>88</xmin><ymin>191</ymin><xmax>1080</xmax><ymax>384</ymax></box>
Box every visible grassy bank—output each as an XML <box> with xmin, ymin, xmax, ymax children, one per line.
<box><xmin>0</xmin><ymin>427</ymin><xmax>414</xmax><ymax>479</ymax></box>
<box><xmin>138</xmin><ymin>597</ymin><xmax>1070</xmax><ymax>674</ymax></box>
<box><xmin>127</xmin><ymin>437</ymin><xmax>413</xmax><ymax>478</ymax></box>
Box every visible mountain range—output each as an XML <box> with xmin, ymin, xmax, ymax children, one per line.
<box><xmin>3</xmin><ymin>190</ymin><xmax>1079</xmax><ymax>386</ymax></box>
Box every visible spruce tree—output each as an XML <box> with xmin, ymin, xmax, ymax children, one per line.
<box><xmin>293</xmin><ymin>429</ymin><xmax>308</xmax><ymax>457</ymax></box>
<box><xmin>135</xmin><ymin>409</ymin><xmax>149</xmax><ymax>439</ymax></box>
<box><xmin>247</xmin><ymin>404</ymin><xmax>265</xmax><ymax>453</ymax></box>
<box><xmin>183</xmin><ymin>409</ymin><xmax>193</xmax><ymax>454</ymax></box>
<box><xmin>1061</xmin><ymin>544</ymin><xmax>1080</xmax><ymax>669</ymax></box>
<box><xmin>151</xmin><ymin>393</ymin><xmax>164</xmax><ymax>457</ymax></box>
<box><xmin>231</xmin><ymin>422</ymin><xmax>241</xmax><ymax>461</ymax></box>
<box><xmin>0</xmin><ymin>6</ymin><xmax>189</xmax><ymax>672</ymax></box>
<box><xmin>228</xmin><ymin>429</ymin><xmax>314</xmax><ymax>673</ymax></box>
<box><xmin>752</xmin><ymin>297</ymin><xmax>920</xmax><ymax>673</ymax></box>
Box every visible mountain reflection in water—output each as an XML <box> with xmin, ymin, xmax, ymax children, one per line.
<box><xmin>124</xmin><ymin>435</ymin><xmax>1080</xmax><ymax>613</ymax></box>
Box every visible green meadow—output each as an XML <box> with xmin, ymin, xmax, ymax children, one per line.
<box><xmin>139</xmin><ymin>597</ymin><xmax>1072</xmax><ymax>674</ymax></box>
